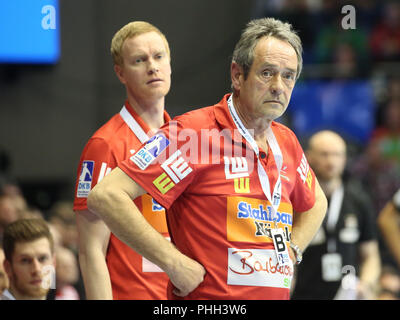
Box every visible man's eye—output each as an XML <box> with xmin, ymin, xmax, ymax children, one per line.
<box><xmin>39</xmin><ymin>255</ymin><xmax>49</xmax><ymax>263</ymax></box>
<box><xmin>262</xmin><ymin>70</ymin><xmax>273</xmax><ymax>77</ymax></box>
<box><xmin>283</xmin><ymin>72</ymin><xmax>295</xmax><ymax>80</ymax></box>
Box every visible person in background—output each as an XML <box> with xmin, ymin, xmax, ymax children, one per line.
<box><xmin>74</xmin><ymin>21</ymin><xmax>172</xmax><ymax>300</ymax></box>
<box><xmin>378</xmin><ymin>188</ymin><xmax>400</xmax><ymax>270</ymax></box>
<box><xmin>55</xmin><ymin>246</ymin><xmax>80</xmax><ymax>300</ymax></box>
<box><xmin>0</xmin><ymin>248</ymin><xmax>9</xmax><ymax>295</ymax></box>
<box><xmin>49</xmin><ymin>201</ymin><xmax>78</xmax><ymax>252</ymax></box>
<box><xmin>1</xmin><ymin>219</ymin><xmax>55</xmax><ymax>300</ymax></box>
<box><xmin>0</xmin><ymin>194</ymin><xmax>21</xmax><ymax>240</ymax></box>
<box><xmin>377</xmin><ymin>265</ymin><xmax>400</xmax><ymax>300</ymax></box>
<box><xmin>292</xmin><ymin>130</ymin><xmax>381</xmax><ymax>300</ymax></box>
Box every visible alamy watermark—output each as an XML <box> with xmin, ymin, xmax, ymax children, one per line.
<box><xmin>341</xmin><ymin>5</ymin><xmax>356</xmax><ymax>30</ymax></box>
<box><xmin>41</xmin><ymin>265</ymin><xmax>56</xmax><ymax>290</ymax></box>
<box><xmin>41</xmin><ymin>5</ymin><xmax>56</xmax><ymax>30</ymax></box>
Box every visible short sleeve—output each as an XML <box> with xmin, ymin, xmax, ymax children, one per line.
<box><xmin>73</xmin><ymin>138</ymin><xmax>116</xmax><ymax>211</ymax></box>
<box><xmin>119</xmin><ymin>120</ymin><xmax>197</xmax><ymax>210</ymax></box>
<box><xmin>289</xmin><ymin>136</ymin><xmax>316</xmax><ymax>213</ymax></box>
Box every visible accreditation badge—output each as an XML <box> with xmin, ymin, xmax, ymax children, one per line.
<box><xmin>321</xmin><ymin>253</ymin><xmax>342</xmax><ymax>282</ymax></box>
<box><xmin>271</xmin><ymin>228</ymin><xmax>291</xmax><ymax>267</ymax></box>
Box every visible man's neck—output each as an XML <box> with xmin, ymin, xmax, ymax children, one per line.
<box><xmin>319</xmin><ymin>177</ymin><xmax>342</xmax><ymax>198</ymax></box>
<box><xmin>127</xmin><ymin>96</ymin><xmax>165</xmax><ymax>131</ymax></box>
<box><xmin>232</xmin><ymin>95</ymin><xmax>272</xmax><ymax>150</ymax></box>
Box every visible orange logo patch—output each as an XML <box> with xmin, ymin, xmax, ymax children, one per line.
<box><xmin>226</xmin><ymin>196</ymin><xmax>293</xmax><ymax>243</ymax></box>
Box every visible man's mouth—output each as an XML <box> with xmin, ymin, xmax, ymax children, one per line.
<box><xmin>264</xmin><ymin>100</ymin><xmax>283</xmax><ymax>106</ymax></box>
<box><xmin>147</xmin><ymin>78</ymin><xmax>162</xmax><ymax>84</ymax></box>
<box><xmin>30</xmin><ymin>279</ymin><xmax>43</xmax><ymax>286</ymax></box>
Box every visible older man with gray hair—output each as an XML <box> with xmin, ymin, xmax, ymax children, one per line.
<box><xmin>87</xmin><ymin>17</ymin><xmax>327</xmax><ymax>300</ymax></box>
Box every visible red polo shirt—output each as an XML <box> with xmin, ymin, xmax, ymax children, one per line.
<box><xmin>73</xmin><ymin>101</ymin><xmax>170</xmax><ymax>299</ymax></box>
<box><xmin>119</xmin><ymin>94</ymin><xmax>316</xmax><ymax>299</ymax></box>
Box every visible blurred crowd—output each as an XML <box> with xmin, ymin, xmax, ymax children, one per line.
<box><xmin>0</xmin><ymin>175</ymin><xmax>84</xmax><ymax>300</ymax></box>
<box><xmin>1</xmin><ymin>0</ymin><xmax>400</xmax><ymax>300</ymax></box>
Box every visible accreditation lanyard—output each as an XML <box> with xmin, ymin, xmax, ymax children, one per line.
<box><xmin>325</xmin><ymin>184</ymin><xmax>344</xmax><ymax>253</ymax></box>
<box><xmin>227</xmin><ymin>95</ymin><xmax>283</xmax><ymax>226</ymax></box>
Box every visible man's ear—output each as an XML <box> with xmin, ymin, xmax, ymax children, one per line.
<box><xmin>3</xmin><ymin>259</ymin><xmax>12</xmax><ymax>279</ymax></box>
<box><xmin>114</xmin><ymin>64</ymin><xmax>126</xmax><ymax>85</ymax></box>
<box><xmin>231</xmin><ymin>61</ymin><xmax>243</xmax><ymax>92</ymax></box>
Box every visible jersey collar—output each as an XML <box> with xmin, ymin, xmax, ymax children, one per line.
<box><xmin>123</xmin><ymin>100</ymin><xmax>171</xmax><ymax>135</ymax></box>
<box><xmin>213</xmin><ymin>93</ymin><xmax>246</xmax><ymax>144</ymax></box>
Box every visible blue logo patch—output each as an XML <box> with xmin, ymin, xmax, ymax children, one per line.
<box><xmin>77</xmin><ymin>161</ymin><xmax>94</xmax><ymax>198</ymax></box>
<box><xmin>144</xmin><ymin>134</ymin><xmax>170</xmax><ymax>157</ymax></box>
<box><xmin>130</xmin><ymin>134</ymin><xmax>169</xmax><ymax>170</ymax></box>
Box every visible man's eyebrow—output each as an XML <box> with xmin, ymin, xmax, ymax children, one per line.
<box><xmin>261</xmin><ymin>63</ymin><xmax>296</xmax><ymax>73</ymax></box>
<box><xmin>284</xmin><ymin>67</ymin><xmax>297</xmax><ymax>74</ymax></box>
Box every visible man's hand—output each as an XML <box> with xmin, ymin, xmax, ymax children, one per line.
<box><xmin>166</xmin><ymin>254</ymin><xmax>206</xmax><ymax>297</ymax></box>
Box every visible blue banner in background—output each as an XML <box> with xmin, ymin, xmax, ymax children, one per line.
<box><xmin>288</xmin><ymin>80</ymin><xmax>376</xmax><ymax>145</ymax></box>
<box><xmin>0</xmin><ymin>0</ymin><xmax>60</xmax><ymax>64</ymax></box>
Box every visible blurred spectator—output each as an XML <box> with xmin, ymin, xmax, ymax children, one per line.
<box><xmin>48</xmin><ymin>223</ymin><xmax>63</xmax><ymax>249</ymax></box>
<box><xmin>378</xmin><ymin>188</ymin><xmax>400</xmax><ymax>270</ymax></box>
<box><xmin>48</xmin><ymin>201</ymin><xmax>78</xmax><ymax>253</ymax></box>
<box><xmin>0</xmin><ymin>194</ymin><xmax>21</xmax><ymax>239</ymax></box>
<box><xmin>55</xmin><ymin>246</ymin><xmax>80</xmax><ymax>300</ymax></box>
<box><xmin>0</xmin><ymin>248</ymin><xmax>9</xmax><ymax>295</ymax></box>
<box><xmin>377</xmin><ymin>265</ymin><xmax>400</xmax><ymax>300</ymax></box>
<box><xmin>370</xmin><ymin>1</ymin><xmax>400</xmax><ymax>62</ymax></box>
<box><xmin>350</xmin><ymin>0</ymin><xmax>381</xmax><ymax>32</ymax></box>
<box><xmin>374</xmin><ymin>76</ymin><xmax>400</xmax><ymax>128</ymax></box>
<box><xmin>1</xmin><ymin>218</ymin><xmax>55</xmax><ymax>300</ymax></box>
<box><xmin>292</xmin><ymin>130</ymin><xmax>381</xmax><ymax>300</ymax></box>
<box><xmin>388</xmin><ymin>77</ymin><xmax>400</xmax><ymax>101</ymax></box>
<box><xmin>331</xmin><ymin>43</ymin><xmax>359</xmax><ymax>78</ymax></box>
<box><xmin>18</xmin><ymin>206</ymin><xmax>44</xmax><ymax>220</ymax></box>
<box><xmin>47</xmin><ymin>200</ymin><xmax>85</xmax><ymax>299</ymax></box>
<box><xmin>313</xmin><ymin>12</ymin><xmax>370</xmax><ymax>76</ymax></box>
<box><xmin>371</xmin><ymin>99</ymin><xmax>400</xmax><ymax>167</ymax></box>
<box><xmin>350</xmin><ymin>98</ymin><xmax>400</xmax><ymax>217</ymax></box>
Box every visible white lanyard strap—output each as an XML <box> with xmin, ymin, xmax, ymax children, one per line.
<box><xmin>120</xmin><ymin>105</ymin><xmax>149</xmax><ymax>143</ymax></box>
<box><xmin>326</xmin><ymin>184</ymin><xmax>344</xmax><ymax>232</ymax></box>
<box><xmin>326</xmin><ymin>184</ymin><xmax>344</xmax><ymax>253</ymax></box>
<box><xmin>227</xmin><ymin>95</ymin><xmax>283</xmax><ymax>224</ymax></box>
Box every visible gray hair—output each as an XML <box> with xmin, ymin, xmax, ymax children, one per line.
<box><xmin>232</xmin><ymin>18</ymin><xmax>303</xmax><ymax>81</ymax></box>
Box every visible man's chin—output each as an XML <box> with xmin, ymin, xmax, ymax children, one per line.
<box><xmin>19</xmin><ymin>285</ymin><xmax>49</xmax><ymax>299</ymax></box>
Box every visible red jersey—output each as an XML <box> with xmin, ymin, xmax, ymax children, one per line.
<box><xmin>73</xmin><ymin>101</ymin><xmax>170</xmax><ymax>300</ymax></box>
<box><xmin>119</xmin><ymin>94</ymin><xmax>316</xmax><ymax>300</ymax></box>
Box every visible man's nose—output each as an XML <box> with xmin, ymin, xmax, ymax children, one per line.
<box><xmin>31</xmin><ymin>259</ymin><xmax>42</xmax><ymax>274</ymax></box>
<box><xmin>270</xmin><ymin>74</ymin><xmax>284</xmax><ymax>95</ymax></box>
<box><xmin>148</xmin><ymin>59</ymin><xmax>159</xmax><ymax>74</ymax></box>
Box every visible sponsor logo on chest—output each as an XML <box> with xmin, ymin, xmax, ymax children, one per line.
<box><xmin>227</xmin><ymin>248</ymin><xmax>293</xmax><ymax>289</ymax></box>
<box><xmin>227</xmin><ymin>196</ymin><xmax>293</xmax><ymax>243</ymax></box>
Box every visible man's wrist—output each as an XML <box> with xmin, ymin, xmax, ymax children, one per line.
<box><xmin>289</xmin><ymin>242</ymin><xmax>303</xmax><ymax>265</ymax></box>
